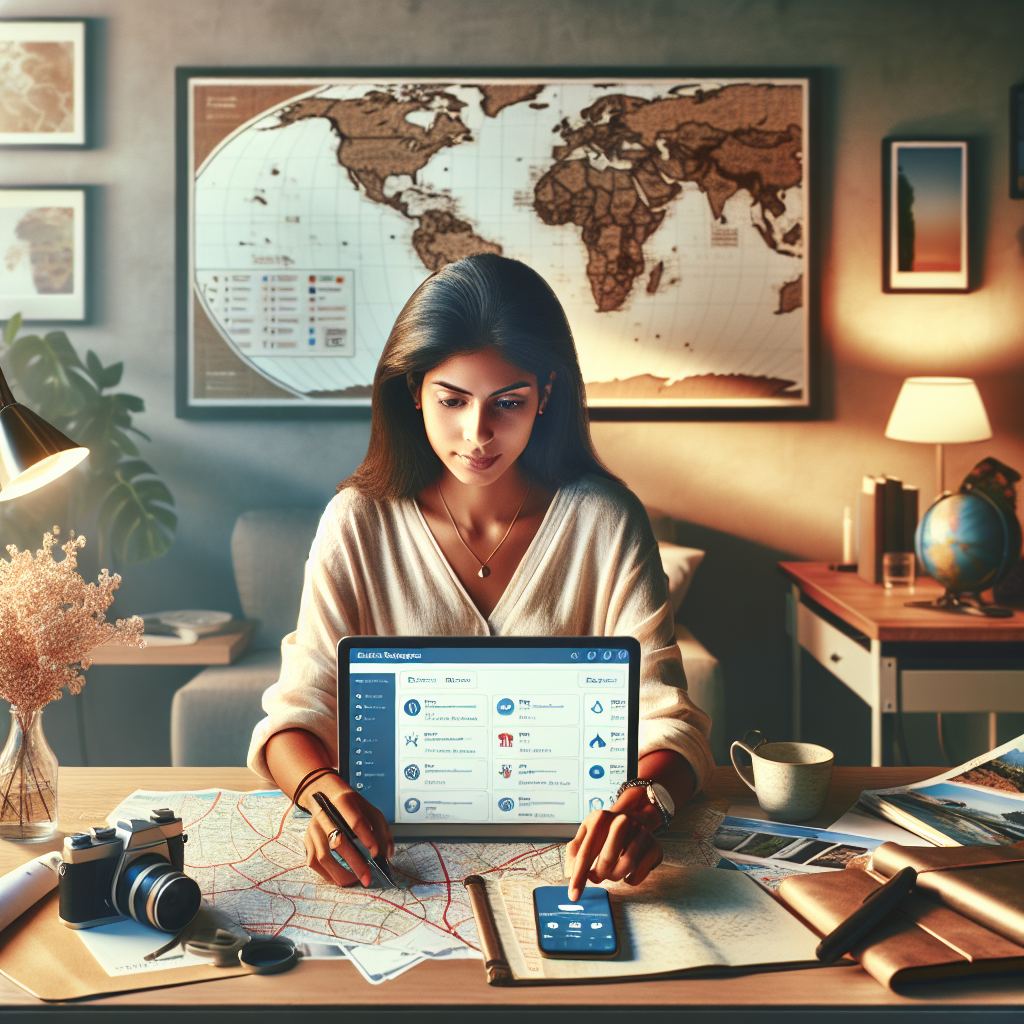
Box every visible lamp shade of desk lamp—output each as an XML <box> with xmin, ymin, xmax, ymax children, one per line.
<box><xmin>884</xmin><ymin>377</ymin><xmax>992</xmax><ymax>498</ymax></box>
<box><xmin>0</xmin><ymin>367</ymin><xmax>89</xmax><ymax>502</ymax></box>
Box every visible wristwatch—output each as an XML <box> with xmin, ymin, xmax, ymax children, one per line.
<box><xmin>614</xmin><ymin>778</ymin><xmax>675</xmax><ymax>831</ymax></box>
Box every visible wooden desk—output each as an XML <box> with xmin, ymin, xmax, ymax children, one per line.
<box><xmin>1</xmin><ymin>766</ymin><xmax>1019</xmax><ymax>1021</ymax></box>
<box><xmin>87</xmin><ymin>622</ymin><xmax>253</xmax><ymax>666</ymax></box>
<box><xmin>781</xmin><ymin>562</ymin><xmax>1024</xmax><ymax>765</ymax></box>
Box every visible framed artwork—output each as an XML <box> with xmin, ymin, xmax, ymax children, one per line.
<box><xmin>0</xmin><ymin>188</ymin><xmax>85</xmax><ymax>321</ymax></box>
<box><xmin>177</xmin><ymin>68</ymin><xmax>816</xmax><ymax>418</ymax></box>
<box><xmin>0</xmin><ymin>21</ymin><xmax>85</xmax><ymax>146</ymax></box>
<box><xmin>1012</xmin><ymin>85</ymin><xmax>1024</xmax><ymax>200</ymax></box>
<box><xmin>883</xmin><ymin>140</ymin><xmax>968</xmax><ymax>293</ymax></box>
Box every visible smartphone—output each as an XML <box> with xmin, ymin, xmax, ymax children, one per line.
<box><xmin>532</xmin><ymin>885</ymin><xmax>618</xmax><ymax>959</ymax></box>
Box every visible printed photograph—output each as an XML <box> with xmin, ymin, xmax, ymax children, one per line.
<box><xmin>952</xmin><ymin>745</ymin><xmax>1024</xmax><ymax>796</ymax></box>
<box><xmin>0</xmin><ymin>21</ymin><xmax>85</xmax><ymax>145</ymax></box>
<box><xmin>806</xmin><ymin>844</ymin><xmax>869</xmax><ymax>869</ymax></box>
<box><xmin>711</xmin><ymin>827</ymin><xmax>752</xmax><ymax>852</ymax></box>
<box><xmin>730</xmin><ymin>833</ymin><xmax>796</xmax><ymax>859</ymax></box>
<box><xmin>0</xmin><ymin>188</ymin><xmax>85</xmax><ymax>320</ymax></box>
<box><xmin>881</xmin><ymin>781</ymin><xmax>1024</xmax><ymax>846</ymax></box>
<box><xmin>773</xmin><ymin>839</ymin><xmax>835</xmax><ymax>864</ymax></box>
<box><xmin>896</xmin><ymin>146</ymin><xmax>963</xmax><ymax>272</ymax></box>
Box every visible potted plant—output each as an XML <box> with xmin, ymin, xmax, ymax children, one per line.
<box><xmin>0</xmin><ymin>314</ymin><xmax>176</xmax><ymax>566</ymax></box>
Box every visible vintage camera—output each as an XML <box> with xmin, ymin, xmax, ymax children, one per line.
<box><xmin>58</xmin><ymin>808</ymin><xmax>202</xmax><ymax>933</ymax></box>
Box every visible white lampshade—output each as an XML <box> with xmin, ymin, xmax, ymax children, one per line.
<box><xmin>884</xmin><ymin>377</ymin><xmax>992</xmax><ymax>444</ymax></box>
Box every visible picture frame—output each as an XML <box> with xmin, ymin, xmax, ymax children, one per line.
<box><xmin>0</xmin><ymin>20</ymin><xmax>85</xmax><ymax>146</ymax></box>
<box><xmin>883</xmin><ymin>139</ymin><xmax>968</xmax><ymax>293</ymax></box>
<box><xmin>176</xmin><ymin>67</ymin><xmax>817</xmax><ymax>419</ymax></box>
<box><xmin>1011</xmin><ymin>84</ymin><xmax>1024</xmax><ymax>200</ymax></box>
<box><xmin>0</xmin><ymin>188</ymin><xmax>86</xmax><ymax>321</ymax></box>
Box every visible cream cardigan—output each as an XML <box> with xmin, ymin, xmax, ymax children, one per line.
<box><xmin>247</xmin><ymin>474</ymin><xmax>715</xmax><ymax>791</ymax></box>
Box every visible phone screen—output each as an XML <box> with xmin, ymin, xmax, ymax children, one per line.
<box><xmin>532</xmin><ymin>885</ymin><xmax>618</xmax><ymax>958</ymax></box>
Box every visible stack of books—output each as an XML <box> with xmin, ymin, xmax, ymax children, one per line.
<box><xmin>857</xmin><ymin>475</ymin><xmax>919</xmax><ymax>584</ymax></box>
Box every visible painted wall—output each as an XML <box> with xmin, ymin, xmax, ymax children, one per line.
<box><xmin>1</xmin><ymin>0</ymin><xmax>1022</xmax><ymax>767</ymax></box>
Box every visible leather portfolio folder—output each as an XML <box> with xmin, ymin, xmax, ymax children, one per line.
<box><xmin>777</xmin><ymin>867</ymin><xmax>1024</xmax><ymax>988</ymax></box>
<box><xmin>870</xmin><ymin>841</ymin><xmax>1024</xmax><ymax>947</ymax></box>
<box><xmin>0</xmin><ymin>891</ymin><xmax>247</xmax><ymax>1002</ymax></box>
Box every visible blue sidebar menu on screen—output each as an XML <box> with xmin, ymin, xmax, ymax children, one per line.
<box><xmin>347</xmin><ymin>646</ymin><xmax>631</xmax><ymax>825</ymax></box>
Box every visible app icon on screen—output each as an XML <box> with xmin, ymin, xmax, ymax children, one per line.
<box><xmin>496</xmin><ymin>697</ymin><xmax>514</xmax><ymax>716</ymax></box>
<box><xmin>497</xmin><ymin>797</ymin><xmax>515</xmax><ymax>812</ymax></box>
<box><xmin>404</xmin><ymin>764</ymin><xmax>421</xmax><ymax>780</ymax></box>
<box><xmin>404</xmin><ymin>798</ymin><xmax>421</xmax><ymax>813</ymax></box>
<box><xmin>403</xmin><ymin>699</ymin><xmax>421</xmax><ymax>716</ymax></box>
<box><xmin>589</xmin><ymin>765</ymin><xmax>605</xmax><ymax>779</ymax></box>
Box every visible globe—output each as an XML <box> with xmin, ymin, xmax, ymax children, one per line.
<box><xmin>916</xmin><ymin>491</ymin><xmax>1023</xmax><ymax>594</ymax></box>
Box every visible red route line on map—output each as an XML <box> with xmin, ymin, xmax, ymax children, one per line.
<box><xmin>182</xmin><ymin>790</ymin><xmax>222</xmax><ymax>830</ymax></box>
<box><xmin>185</xmin><ymin>795</ymin><xmax>556</xmax><ymax>949</ymax></box>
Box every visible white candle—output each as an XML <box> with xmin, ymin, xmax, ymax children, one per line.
<box><xmin>842</xmin><ymin>506</ymin><xmax>853</xmax><ymax>564</ymax></box>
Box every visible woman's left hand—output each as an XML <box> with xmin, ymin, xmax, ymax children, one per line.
<box><xmin>564</xmin><ymin>789</ymin><xmax>663</xmax><ymax>901</ymax></box>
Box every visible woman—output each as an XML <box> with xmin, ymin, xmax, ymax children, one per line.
<box><xmin>248</xmin><ymin>254</ymin><xmax>713</xmax><ymax>901</ymax></box>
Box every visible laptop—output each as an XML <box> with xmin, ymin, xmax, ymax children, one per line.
<box><xmin>336</xmin><ymin>636</ymin><xmax>640</xmax><ymax>839</ymax></box>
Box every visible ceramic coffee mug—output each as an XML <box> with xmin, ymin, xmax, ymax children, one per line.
<box><xmin>729</xmin><ymin>730</ymin><xmax>834</xmax><ymax>823</ymax></box>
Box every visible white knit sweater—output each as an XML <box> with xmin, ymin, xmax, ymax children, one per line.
<box><xmin>247</xmin><ymin>474</ymin><xmax>714</xmax><ymax>791</ymax></box>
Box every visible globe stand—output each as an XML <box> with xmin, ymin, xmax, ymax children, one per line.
<box><xmin>906</xmin><ymin>591</ymin><xmax>1015</xmax><ymax>618</ymax></box>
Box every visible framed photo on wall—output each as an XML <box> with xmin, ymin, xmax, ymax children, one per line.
<box><xmin>0</xmin><ymin>188</ymin><xmax>86</xmax><ymax>321</ymax></box>
<box><xmin>883</xmin><ymin>140</ymin><xmax>968</xmax><ymax>293</ymax></box>
<box><xmin>0</xmin><ymin>21</ymin><xmax>86</xmax><ymax>146</ymax></box>
<box><xmin>176</xmin><ymin>68</ymin><xmax>816</xmax><ymax>418</ymax></box>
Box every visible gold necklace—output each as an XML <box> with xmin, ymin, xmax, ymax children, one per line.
<box><xmin>437</xmin><ymin>480</ymin><xmax>531</xmax><ymax>578</ymax></box>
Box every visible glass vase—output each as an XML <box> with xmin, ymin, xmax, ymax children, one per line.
<box><xmin>0</xmin><ymin>706</ymin><xmax>58</xmax><ymax>842</ymax></box>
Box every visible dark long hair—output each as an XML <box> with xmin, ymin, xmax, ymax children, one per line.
<box><xmin>343</xmin><ymin>254</ymin><xmax>614</xmax><ymax>499</ymax></box>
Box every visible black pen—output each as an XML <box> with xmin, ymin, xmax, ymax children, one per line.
<box><xmin>310</xmin><ymin>790</ymin><xmax>397</xmax><ymax>889</ymax></box>
<box><xmin>815</xmin><ymin>866</ymin><xmax>917</xmax><ymax>964</ymax></box>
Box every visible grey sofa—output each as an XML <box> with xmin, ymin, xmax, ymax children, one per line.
<box><xmin>170</xmin><ymin>508</ymin><xmax>726</xmax><ymax>767</ymax></box>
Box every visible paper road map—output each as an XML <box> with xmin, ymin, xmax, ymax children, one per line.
<box><xmin>107</xmin><ymin>789</ymin><xmax>567</xmax><ymax>982</ymax></box>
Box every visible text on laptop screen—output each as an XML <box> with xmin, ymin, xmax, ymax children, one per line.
<box><xmin>346</xmin><ymin>647</ymin><xmax>633</xmax><ymax>825</ymax></box>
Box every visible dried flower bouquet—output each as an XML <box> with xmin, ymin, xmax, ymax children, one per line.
<box><xmin>0</xmin><ymin>528</ymin><xmax>144</xmax><ymax>836</ymax></box>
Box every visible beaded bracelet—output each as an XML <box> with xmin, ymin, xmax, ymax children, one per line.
<box><xmin>292</xmin><ymin>766</ymin><xmax>339</xmax><ymax>811</ymax></box>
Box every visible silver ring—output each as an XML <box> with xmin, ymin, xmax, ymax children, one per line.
<box><xmin>327</xmin><ymin>828</ymin><xmax>341</xmax><ymax>844</ymax></box>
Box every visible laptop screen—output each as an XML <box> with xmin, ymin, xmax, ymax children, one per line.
<box><xmin>337</xmin><ymin>637</ymin><xmax>640</xmax><ymax>837</ymax></box>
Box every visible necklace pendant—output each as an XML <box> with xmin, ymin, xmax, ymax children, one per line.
<box><xmin>478</xmin><ymin>565</ymin><xmax>490</xmax><ymax>578</ymax></box>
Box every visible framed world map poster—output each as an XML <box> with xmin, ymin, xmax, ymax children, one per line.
<box><xmin>176</xmin><ymin>69</ymin><xmax>815</xmax><ymax>418</ymax></box>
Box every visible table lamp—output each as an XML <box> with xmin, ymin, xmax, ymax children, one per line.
<box><xmin>884</xmin><ymin>377</ymin><xmax>992</xmax><ymax>498</ymax></box>
<box><xmin>0</xmin><ymin>366</ymin><xmax>89</xmax><ymax>502</ymax></box>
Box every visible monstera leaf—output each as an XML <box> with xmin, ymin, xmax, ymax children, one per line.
<box><xmin>1</xmin><ymin>314</ymin><xmax>177</xmax><ymax>565</ymax></box>
<box><xmin>5</xmin><ymin>320</ymin><xmax>93</xmax><ymax>421</ymax></box>
<box><xmin>96</xmin><ymin>460</ymin><xmax>177</xmax><ymax>565</ymax></box>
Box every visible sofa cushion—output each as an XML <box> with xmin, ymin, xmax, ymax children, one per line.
<box><xmin>659</xmin><ymin>542</ymin><xmax>706</xmax><ymax>614</ymax></box>
<box><xmin>232</xmin><ymin>508</ymin><xmax>322</xmax><ymax>649</ymax></box>
<box><xmin>675</xmin><ymin>623</ymin><xmax>725</xmax><ymax>764</ymax></box>
<box><xmin>170</xmin><ymin>650</ymin><xmax>281</xmax><ymax>767</ymax></box>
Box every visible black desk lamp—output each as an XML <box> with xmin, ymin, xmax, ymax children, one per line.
<box><xmin>0</xmin><ymin>366</ymin><xmax>89</xmax><ymax>502</ymax></box>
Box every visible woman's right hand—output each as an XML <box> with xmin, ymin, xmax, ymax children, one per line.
<box><xmin>300</xmin><ymin>772</ymin><xmax>395</xmax><ymax>887</ymax></box>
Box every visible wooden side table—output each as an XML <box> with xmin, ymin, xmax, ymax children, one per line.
<box><xmin>780</xmin><ymin>563</ymin><xmax>1024</xmax><ymax>766</ymax></box>
<box><xmin>87</xmin><ymin>622</ymin><xmax>253</xmax><ymax>666</ymax></box>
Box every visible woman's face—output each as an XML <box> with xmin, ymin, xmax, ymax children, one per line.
<box><xmin>416</xmin><ymin>348</ymin><xmax>550</xmax><ymax>488</ymax></box>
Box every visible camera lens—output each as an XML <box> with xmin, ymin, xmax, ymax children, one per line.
<box><xmin>117</xmin><ymin>855</ymin><xmax>202</xmax><ymax>933</ymax></box>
